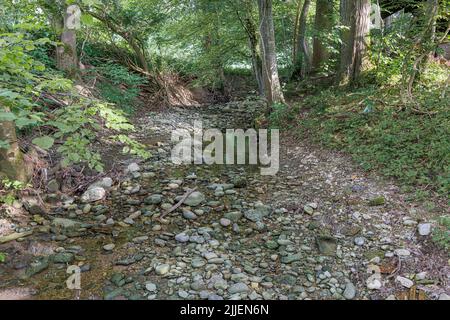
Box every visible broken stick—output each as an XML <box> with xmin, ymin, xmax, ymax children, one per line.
<box><xmin>160</xmin><ymin>187</ymin><xmax>197</xmax><ymax>219</ymax></box>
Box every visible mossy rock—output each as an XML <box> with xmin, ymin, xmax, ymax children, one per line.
<box><xmin>368</xmin><ymin>196</ymin><xmax>385</xmax><ymax>206</ymax></box>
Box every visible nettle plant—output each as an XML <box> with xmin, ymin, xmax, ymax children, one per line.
<box><xmin>0</xmin><ymin>32</ymin><xmax>149</xmax><ymax>172</ymax></box>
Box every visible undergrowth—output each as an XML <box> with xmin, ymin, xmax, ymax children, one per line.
<box><xmin>281</xmin><ymin>61</ymin><xmax>450</xmax><ymax>200</ymax></box>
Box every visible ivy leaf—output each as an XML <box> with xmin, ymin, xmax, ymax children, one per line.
<box><xmin>15</xmin><ymin>117</ymin><xmax>37</xmax><ymax>129</ymax></box>
<box><xmin>32</xmin><ymin>136</ymin><xmax>54</xmax><ymax>150</ymax></box>
<box><xmin>0</xmin><ymin>139</ymin><xmax>10</xmax><ymax>149</ymax></box>
<box><xmin>0</xmin><ymin>112</ymin><xmax>17</xmax><ymax>121</ymax></box>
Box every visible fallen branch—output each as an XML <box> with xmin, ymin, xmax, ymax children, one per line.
<box><xmin>0</xmin><ymin>231</ymin><xmax>33</xmax><ymax>244</ymax></box>
<box><xmin>159</xmin><ymin>187</ymin><xmax>197</xmax><ymax>219</ymax></box>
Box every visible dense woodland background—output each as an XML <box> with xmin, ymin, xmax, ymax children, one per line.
<box><xmin>0</xmin><ymin>0</ymin><xmax>449</xmax><ymax>204</ymax></box>
<box><xmin>0</xmin><ymin>0</ymin><xmax>449</xmax><ymax>299</ymax></box>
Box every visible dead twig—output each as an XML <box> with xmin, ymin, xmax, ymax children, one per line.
<box><xmin>159</xmin><ymin>187</ymin><xmax>197</xmax><ymax>219</ymax></box>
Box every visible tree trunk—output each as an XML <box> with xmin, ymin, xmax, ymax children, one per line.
<box><xmin>292</xmin><ymin>0</ymin><xmax>311</xmax><ymax>79</ymax></box>
<box><xmin>56</xmin><ymin>6</ymin><xmax>78</xmax><ymax>75</ymax></box>
<box><xmin>336</xmin><ymin>0</ymin><xmax>370</xmax><ymax>85</ymax></box>
<box><xmin>243</xmin><ymin>16</ymin><xmax>264</xmax><ymax>96</ymax></box>
<box><xmin>336</xmin><ymin>0</ymin><xmax>355</xmax><ymax>84</ymax></box>
<box><xmin>249</xmin><ymin>36</ymin><xmax>265</xmax><ymax>96</ymax></box>
<box><xmin>292</xmin><ymin>0</ymin><xmax>303</xmax><ymax>62</ymax></box>
<box><xmin>350</xmin><ymin>0</ymin><xmax>371</xmax><ymax>83</ymax></box>
<box><xmin>0</xmin><ymin>108</ymin><xmax>28</xmax><ymax>182</ymax></box>
<box><xmin>258</xmin><ymin>0</ymin><xmax>285</xmax><ymax>106</ymax></box>
<box><xmin>312</xmin><ymin>0</ymin><xmax>334</xmax><ymax>72</ymax></box>
<box><xmin>127</xmin><ymin>37</ymin><xmax>149</xmax><ymax>73</ymax></box>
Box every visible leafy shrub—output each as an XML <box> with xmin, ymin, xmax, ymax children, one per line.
<box><xmin>298</xmin><ymin>85</ymin><xmax>450</xmax><ymax>196</ymax></box>
<box><xmin>268</xmin><ymin>103</ymin><xmax>298</xmax><ymax>129</ymax></box>
<box><xmin>432</xmin><ymin>216</ymin><xmax>450</xmax><ymax>252</ymax></box>
<box><xmin>95</xmin><ymin>63</ymin><xmax>146</xmax><ymax>113</ymax></box>
<box><xmin>0</xmin><ymin>178</ymin><xmax>30</xmax><ymax>205</ymax></box>
<box><xmin>0</xmin><ymin>32</ymin><xmax>149</xmax><ymax>172</ymax></box>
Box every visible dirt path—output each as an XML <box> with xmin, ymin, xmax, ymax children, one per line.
<box><xmin>0</xmin><ymin>101</ymin><xmax>448</xmax><ymax>300</ymax></box>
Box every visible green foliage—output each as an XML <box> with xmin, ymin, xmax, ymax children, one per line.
<box><xmin>95</xmin><ymin>63</ymin><xmax>146</xmax><ymax>113</ymax></box>
<box><xmin>432</xmin><ymin>216</ymin><xmax>450</xmax><ymax>252</ymax></box>
<box><xmin>32</xmin><ymin>136</ymin><xmax>54</xmax><ymax>150</ymax></box>
<box><xmin>268</xmin><ymin>102</ymin><xmax>298</xmax><ymax>129</ymax></box>
<box><xmin>115</xmin><ymin>134</ymin><xmax>150</xmax><ymax>159</ymax></box>
<box><xmin>0</xmin><ymin>252</ymin><xmax>6</xmax><ymax>263</ymax></box>
<box><xmin>0</xmin><ymin>30</ymin><xmax>148</xmax><ymax>172</ymax></box>
<box><xmin>0</xmin><ymin>178</ymin><xmax>30</xmax><ymax>205</ymax></box>
<box><xmin>298</xmin><ymin>84</ymin><xmax>450</xmax><ymax>196</ymax></box>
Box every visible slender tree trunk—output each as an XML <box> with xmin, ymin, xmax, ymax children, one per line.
<box><xmin>0</xmin><ymin>107</ymin><xmax>28</xmax><ymax>182</ymax></box>
<box><xmin>312</xmin><ymin>0</ymin><xmax>334</xmax><ymax>72</ymax></box>
<box><xmin>292</xmin><ymin>0</ymin><xmax>303</xmax><ymax>62</ymax></box>
<box><xmin>249</xmin><ymin>34</ymin><xmax>265</xmax><ymax>96</ymax></box>
<box><xmin>56</xmin><ymin>6</ymin><xmax>78</xmax><ymax>75</ymax></box>
<box><xmin>350</xmin><ymin>0</ymin><xmax>371</xmax><ymax>83</ymax></box>
<box><xmin>244</xmin><ymin>16</ymin><xmax>264</xmax><ymax>96</ymax></box>
<box><xmin>234</xmin><ymin>0</ymin><xmax>264</xmax><ymax>96</ymax></box>
<box><xmin>258</xmin><ymin>0</ymin><xmax>285</xmax><ymax>106</ymax></box>
<box><xmin>128</xmin><ymin>37</ymin><xmax>149</xmax><ymax>73</ymax></box>
<box><xmin>336</xmin><ymin>0</ymin><xmax>370</xmax><ymax>85</ymax></box>
<box><xmin>292</xmin><ymin>0</ymin><xmax>311</xmax><ymax>79</ymax></box>
<box><xmin>336</xmin><ymin>0</ymin><xmax>355</xmax><ymax>84</ymax></box>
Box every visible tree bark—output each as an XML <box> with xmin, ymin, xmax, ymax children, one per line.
<box><xmin>236</xmin><ymin>5</ymin><xmax>264</xmax><ymax>96</ymax></box>
<box><xmin>312</xmin><ymin>0</ymin><xmax>334</xmax><ymax>72</ymax></box>
<box><xmin>336</xmin><ymin>0</ymin><xmax>370</xmax><ymax>85</ymax></box>
<box><xmin>248</xmin><ymin>22</ymin><xmax>265</xmax><ymax>96</ymax></box>
<box><xmin>258</xmin><ymin>0</ymin><xmax>285</xmax><ymax>106</ymax></box>
<box><xmin>0</xmin><ymin>107</ymin><xmax>28</xmax><ymax>182</ymax></box>
<box><xmin>292</xmin><ymin>0</ymin><xmax>312</xmax><ymax>79</ymax></box>
<box><xmin>56</xmin><ymin>6</ymin><xmax>78</xmax><ymax>75</ymax></box>
<box><xmin>350</xmin><ymin>0</ymin><xmax>371</xmax><ymax>83</ymax></box>
<box><xmin>87</xmin><ymin>10</ymin><xmax>149</xmax><ymax>73</ymax></box>
<box><xmin>336</xmin><ymin>0</ymin><xmax>355</xmax><ymax>84</ymax></box>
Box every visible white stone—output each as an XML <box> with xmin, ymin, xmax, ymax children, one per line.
<box><xmin>367</xmin><ymin>279</ymin><xmax>382</xmax><ymax>290</ymax></box>
<box><xmin>418</xmin><ymin>223</ymin><xmax>432</xmax><ymax>236</ymax></box>
<box><xmin>396</xmin><ymin>276</ymin><xmax>414</xmax><ymax>288</ymax></box>
<box><xmin>394</xmin><ymin>249</ymin><xmax>411</xmax><ymax>257</ymax></box>
<box><xmin>81</xmin><ymin>187</ymin><xmax>106</xmax><ymax>203</ymax></box>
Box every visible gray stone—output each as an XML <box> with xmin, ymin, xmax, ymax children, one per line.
<box><xmin>103</xmin><ymin>243</ymin><xmax>115</xmax><ymax>251</ymax></box>
<box><xmin>144</xmin><ymin>194</ymin><xmax>163</xmax><ymax>205</ymax></box>
<box><xmin>52</xmin><ymin>218</ymin><xmax>81</xmax><ymax>229</ymax></box>
<box><xmin>175</xmin><ymin>233</ymin><xmax>190</xmax><ymax>243</ymax></box>
<box><xmin>244</xmin><ymin>204</ymin><xmax>270</xmax><ymax>222</ymax></box>
<box><xmin>303</xmin><ymin>205</ymin><xmax>314</xmax><ymax>215</ymax></box>
<box><xmin>354</xmin><ymin>237</ymin><xmax>365</xmax><ymax>246</ymax></box>
<box><xmin>132</xmin><ymin>236</ymin><xmax>148</xmax><ymax>243</ymax></box>
<box><xmin>316</xmin><ymin>236</ymin><xmax>337</xmax><ymax>256</ymax></box>
<box><xmin>52</xmin><ymin>252</ymin><xmax>74</xmax><ymax>264</ymax></box>
<box><xmin>126</xmin><ymin>163</ymin><xmax>140</xmax><ymax>172</ymax></box>
<box><xmin>219</xmin><ymin>218</ymin><xmax>231</xmax><ymax>227</ymax></box>
<box><xmin>224</xmin><ymin>211</ymin><xmax>243</xmax><ymax>222</ymax></box>
<box><xmin>81</xmin><ymin>187</ymin><xmax>106</xmax><ymax>203</ymax></box>
<box><xmin>394</xmin><ymin>249</ymin><xmax>411</xmax><ymax>257</ymax></box>
<box><xmin>182</xmin><ymin>210</ymin><xmax>197</xmax><ymax>220</ymax></box>
<box><xmin>343</xmin><ymin>282</ymin><xmax>356</xmax><ymax>299</ymax></box>
<box><xmin>145</xmin><ymin>282</ymin><xmax>157</xmax><ymax>292</ymax></box>
<box><xmin>228</xmin><ymin>282</ymin><xmax>250</xmax><ymax>294</ymax></box>
<box><xmin>418</xmin><ymin>223</ymin><xmax>431</xmax><ymax>236</ymax></box>
<box><xmin>396</xmin><ymin>276</ymin><xmax>414</xmax><ymax>288</ymax></box>
<box><xmin>191</xmin><ymin>257</ymin><xmax>206</xmax><ymax>268</ymax></box>
<box><xmin>439</xmin><ymin>293</ymin><xmax>450</xmax><ymax>300</ymax></box>
<box><xmin>281</xmin><ymin>253</ymin><xmax>302</xmax><ymax>264</ymax></box>
<box><xmin>155</xmin><ymin>264</ymin><xmax>170</xmax><ymax>275</ymax></box>
<box><xmin>88</xmin><ymin>177</ymin><xmax>113</xmax><ymax>190</ymax></box>
<box><xmin>183</xmin><ymin>191</ymin><xmax>205</xmax><ymax>207</ymax></box>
